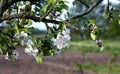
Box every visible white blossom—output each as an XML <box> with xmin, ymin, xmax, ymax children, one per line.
<box><xmin>5</xmin><ymin>50</ymin><xmax>19</xmax><ymax>60</ymax></box>
<box><xmin>62</xmin><ymin>28</ymin><xmax>70</xmax><ymax>35</ymax></box>
<box><xmin>21</xmin><ymin>39</ymin><xmax>34</xmax><ymax>46</ymax></box>
<box><xmin>24</xmin><ymin>45</ymin><xmax>38</xmax><ymax>57</ymax></box>
<box><xmin>32</xmin><ymin>48</ymin><xmax>39</xmax><ymax>57</ymax></box>
<box><xmin>18</xmin><ymin>5</ymin><xmax>25</xmax><ymax>13</ymax></box>
<box><xmin>56</xmin><ymin>33</ymin><xmax>68</xmax><ymax>49</ymax></box>
<box><xmin>5</xmin><ymin>52</ymin><xmax>9</xmax><ymax>60</ymax></box>
<box><xmin>51</xmin><ymin>28</ymin><xmax>71</xmax><ymax>49</ymax></box>
<box><xmin>63</xmin><ymin>34</ymin><xmax>71</xmax><ymax>41</ymax></box>
<box><xmin>62</xmin><ymin>28</ymin><xmax>71</xmax><ymax>41</ymax></box>
<box><xmin>26</xmin><ymin>39</ymin><xmax>33</xmax><ymax>45</ymax></box>
<box><xmin>20</xmin><ymin>31</ymin><xmax>28</xmax><ymax>38</ymax></box>
<box><xmin>96</xmin><ymin>39</ymin><xmax>102</xmax><ymax>45</ymax></box>
<box><xmin>54</xmin><ymin>49</ymin><xmax>61</xmax><ymax>55</ymax></box>
<box><xmin>12</xmin><ymin>50</ymin><xmax>19</xmax><ymax>60</ymax></box>
<box><xmin>21</xmin><ymin>40</ymin><xmax>26</xmax><ymax>46</ymax></box>
<box><xmin>0</xmin><ymin>48</ymin><xmax>2</xmax><ymax>53</ymax></box>
<box><xmin>14</xmin><ymin>34</ymin><xmax>20</xmax><ymax>39</ymax></box>
<box><xmin>100</xmin><ymin>46</ymin><xmax>104</xmax><ymax>52</ymax></box>
<box><xmin>51</xmin><ymin>37</ymin><xmax>56</xmax><ymax>45</ymax></box>
<box><xmin>51</xmin><ymin>33</ymin><xmax>62</xmax><ymax>46</ymax></box>
<box><xmin>24</xmin><ymin>45</ymin><xmax>33</xmax><ymax>55</ymax></box>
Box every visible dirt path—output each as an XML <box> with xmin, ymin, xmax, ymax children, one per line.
<box><xmin>0</xmin><ymin>49</ymin><xmax>120</xmax><ymax>74</ymax></box>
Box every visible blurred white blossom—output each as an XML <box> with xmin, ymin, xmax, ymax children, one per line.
<box><xmin>14</xmin><ymin>34</ymin><xmax>20</xmax><ymax>39</ymax></box>
<box><xmin>21</xmin><ymin>40</ymin><xmax>26</xmax><ymax>46</ymax></box>
<box><xmin>96</xmin><ymin>39</ymin><xmax>102</xmax><ymax>45</ymax></box>
<box><xmin>18</xmin><ymin>5</ymin><xmax>25</xmax><ymax>13</ymax></box>
<box><xmin>26</xmin><ymin>39</ymin><xmax>34</xmax><ymax>45</ymax></box>
<box><xmin>54</xmin><ymin>49</ymin><xmax>61</xmax><ymax>55</ymax></box>
<box><xmin>19</xmin><ymin>31</ymin><xmax>34</xmax><ymax>46</ymax></box>
<box><xmin>24</xmin><ymin>45</ymin><xmax>38</xmax><ymax>57</ymax></box>
<box><xmin>21</xmin><ymin>31</ymin><xmax>28</xmax><ymax>38</ymax></box>
<box><xmin>51</xmin><ymin>28</ymin><xmax>71</xmax><ymax>49</ymax></box>
<box><xmin>12</xmin><ymin>50</ymin><xmax>19</xmax><ymax>60</ymax></box>
<box><xmin>100</xmin><ymin>46</ymin><xmax>104</xmax><ymax>52</ymax></box>
<box><xmin>0</xmin><ymin>48</ymin><xmax>2</xmax><ymax>53</ymax></box>
<box><xmin>14</xmin><ymin>31</ymin><xmax>28</xmax><ymax>39</ymax></box>
<box><xmin>5</xmin><ymin>50</ymin><xmax>19</xmax><ymax>60</ymax></box>
<box><xmin>62</xmin><ymin>28</ymin><xmax>70</xmax><ymax>35</ymax></box>
<box><xmin>5</xmin><ymin>52</ymin><xmax>9</xmax><ymax>60</ymax></box>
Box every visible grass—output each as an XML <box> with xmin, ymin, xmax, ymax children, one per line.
<box><xmin>65</xmin><ymin>38</ymin><xmax>120</xmax><ymax>56</ymax></box>
<box><xmin>75</xmin><ymin>64</ymin><xmax>120</xmax><ymax>74</ymax></box>
<box><xmin>65</xmin><ymin>38</ymin><xmax>120</xmax><ymax>74</ymax></box>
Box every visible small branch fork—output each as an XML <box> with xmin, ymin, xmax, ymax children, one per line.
<box><xmin>69</xmin><ymin>0</ymin><xmax>103</xmax><ymax>20</ymax></box>
<box><xmin>0</xmin><ymin>0</ymin><xmax>103</xmax><ymax>29</ymax></box>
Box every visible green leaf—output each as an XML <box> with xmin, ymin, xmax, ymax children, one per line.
<box><xmin>48</xmin><ymin>0</ymin><xmax>56</xmax><ymax>4</ymax></box>
<box><xmin>59</xmin><ymin>23</ymin><xmax>65</xmax><ymax>30</ymax></box>
<box><xmin>34</xmin><ymin>7</ymin><xmax>40</xmax><ymax>12</ymax></box>
<box><xmin>67</xmin><ymin>11</ymin><xmax>70</xmax><ymax>18</ymax></box>
<box><xmin>0</xmin><ymin>48</ymin><xmax>3</xmax><ymax>54</ymax></box>
<box><xmin>27</xmin><ymin>20</ymin><xmax>32</xmax><ymax>25</ymax></box>
<box><xmin>119</xmin><ymin>20</ymin><xmax>120</xmax><ymax>25</ymax></box>
<box><xmin>35</xmin><ymin>55</ymin><xmax>42</xmax><ymax>64</ymax></box>
<box><xmin>90</xmin><ymin>19</ymin><xmax>95</xmax><ymax>23</ymax></box>
<box><xmin>90</xmin><ymin>31</ymin><xmax>97</xmax><ymax>40</ymax></box>
<box><xmin>14</xmin><ymin>24</ymin><xmax>19</xmax><ymax>35</ymax></box>
<box><xmin>42</xmin><ymin>4</ymin><xmax>49</xmax><ymax>13</ymax></box>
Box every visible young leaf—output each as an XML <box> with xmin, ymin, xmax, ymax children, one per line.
<box><xmin>42</xmin><ymin>4</ymin><xmax>49</xmax><ymax>13</ymax></box>
<box><xmin>0</xmin><ymin>48</ymin><xmax>3</xmax><ymax>54</ymax></box>
<box><xmin>90</xmin><ymin>31</ymin><xmax>97</xmax><ymax>40</ymax></box>
<box><xmin>59</xmin><ymin>23</ymin><xmax>65</xmax><ymax>30</ymax></box>
<box><xmin>35</xmin><ymin>55</ymin><xmax>42</xmax><ymax>64</ymax></box>
<box><xmin>48</xmin><ymin>0</ymin><xmax>56</xmax><ymax>4</ymax></box>
<box><xmin>90</xmin><ymin>19</ymin><xmax>95</xmax><ymax>24</ymax></box>
<box><xmin>14</xmin><ymin>24</ymin><xmax>19</xmax><ymax>35</ymax></box>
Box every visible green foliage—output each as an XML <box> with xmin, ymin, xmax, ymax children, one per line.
<box><xmin>0</xmin><ymin>0</ymin><xmax>120</xmax><ymax>65</ymax></box>
<box><xmin>75</xmin><ymin>64</ymin><xmax>120</xmax><ymax>74</ymax></box>
<box><xmin>42</xmin><ymin>4</ymin><xmax>50</xmax><ymax>13</ymax></box>
<box><xmin>0</xmin><ymin>0</ymin><xmax>70</xmax><ymax>63</ymax></box>
<box><xmin>48</xmin><ymin>0</ymin><xmax>56</xmax><ymax>5</ymax></box>
<box><xmin>70</xmin><ymin>0</ymin><xmax>120</xmax><ymax>38</ymax></box>
<box><xmin>66</xmin><ymin>38</ymin><xmax>120</xmax><ymax>56</ymax></box>
<box><xmin>107</xmin><ymin>12</ymin><xmax>120</xmax><ymax>38</ymax></box>
<box><xmin>35</xmin><ymin>55</ymin><xmax>42</xmax><ymax>64</ymax></box>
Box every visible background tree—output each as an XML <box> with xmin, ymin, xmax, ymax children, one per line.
<box><xmin>69</xmin><ymin>0</ymin><xmax>120</xmax><ymax>39</ymax></box>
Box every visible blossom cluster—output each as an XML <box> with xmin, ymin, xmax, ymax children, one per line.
<box><xmin>20</xmin><ymin>31</ymin><xmax>39</xmax><ymax>57</ymax></box>
<box><xmin>51</xmin><ymin>28</ymin><xmax>71</xmax><ymax>55</ymax></box>
<box><xmin>5</xmin><ymin>31</ymin><xmax>39</xmax><ymax>61</ymax></box>
<box><xmin>5</xmin><ymin>27</ymin><xmax>71</xmax><ymax>61</ymax></box>
<box><xmin>5</xmin><ymin>50</ymin><xmax>19</xmax><ymax>61</ymax></box>
<box><xmin>96</xmin><ymin>39</ymin><xmax>104</xmax><ymax>51</ymax></box>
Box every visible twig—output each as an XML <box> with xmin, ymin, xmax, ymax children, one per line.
<box><xmin>0</xmin><ymin>0</ymin><xmax>103</xmax><ymax>30</ymax></box>
<box><xmin>68</xmin><ymin>0</ymin><xmax>103</xmax><ymax>20</ymax></box>
<box><xmin>57</xmin><ymin>18</ymin><xmax>79</xmax><ymax>30</ymax></box>
<box><xmin>40</xmin><ymin>6</ymin><xmax>53</xmax><ymax>21</ymax></box>
<box><xmin>78</xmin><ymin>0</ymin><xmax>89</xmax><ymax>8</ymax></box>
<box><xmin>0</xmin><ymin>12</ymin><xmax>62</xmax><ymax>24</ymax></box>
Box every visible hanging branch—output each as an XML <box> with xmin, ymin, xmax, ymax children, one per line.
<box><xmin>107</xmin><ymin>0</ymin><xmax>110</xmax><ymax>15</ymax></box>
<box><xmin>0</xmin><ymin>0</ymin><xmax>39</xmax><ymax>17</ymax></box>
<box><xmin>0</xmin><ymin>0</ymin><xmax>104</xmax><ymax>27</ymax></box>
<box><xmin>106</xmin><ymin>0</ymin><xmax>113</xmax><ymax>19</ymax></box>
<box><xmin>78</xmin><ymin>0</ymin><xmax>89</xmax><ymax>8</ymax></box>
<box><xmin>40</xmin><ymin>6</ymin><xmax>53</xmax><ymax>21</ymax></box>
<box><xmin>68</xmin><ymin>0</ymin><xmax>103</xmax><ymax>20</ymax></box>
